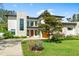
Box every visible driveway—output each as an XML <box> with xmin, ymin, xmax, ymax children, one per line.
<box><xmin>0</xmin><ymin>40</ymin><xmax>23</xmax><ymax>56</ymax></box>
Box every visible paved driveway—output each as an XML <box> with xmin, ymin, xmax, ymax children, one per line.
<box><xmin>0</xmin><ymin>40</ymin><xmax>23</xmax><ymax>56</ymax></box>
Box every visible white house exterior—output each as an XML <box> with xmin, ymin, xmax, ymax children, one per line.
<box><xmin>62</xmin><ymin>22</ymin><xmax>79</xmax><ymax>36</ymax></box>
<box><xmin>6</xmin><ymin>12</ymin><xmax>79</xmax><ymax>38</ymax></box>
<box><xmin>8</xmin><ymin>12</ymin><xmax>27</xmax><ymax>36</ymax></box>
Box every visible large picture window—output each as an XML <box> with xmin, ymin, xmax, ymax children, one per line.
<box><xmin>20</xmin><ymin>18</ymin><xmax>24</xmax><ymax>30</ymax></box>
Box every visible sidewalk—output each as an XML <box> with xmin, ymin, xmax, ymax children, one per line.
<box><xmin>0</xmin><ymin>40</ymin><xmax>23</xmax><ymax>56</ymax></box>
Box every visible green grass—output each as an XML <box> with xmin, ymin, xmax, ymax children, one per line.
<box><xmin>21</xmin><ymin>40</ymin><xmax>79</xmax><ymax>56</ymax></box>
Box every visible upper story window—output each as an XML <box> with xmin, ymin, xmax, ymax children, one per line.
<box><xmin>35</xmin><ymin>21</ymin><xmax>38</xmax><ymax>26</ymax></box>
<box><xmin>30</xmin><ymin>21</ymin><xmax>34</xmax><ymax>26</ymax></box>
<box><xmin>27</xmin><ymin>21</ymin><xmax>29</xmax><ymax>27</ymax></box>
<box><xmin>20</xmin><ymin>18</ymin><xmax>24</xmax><ymax>31</ymax></box>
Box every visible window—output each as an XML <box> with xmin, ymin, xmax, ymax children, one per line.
<box><xmin>11</xmin><ymin>29</ymin><xmax>15</xmax><ymax>35</ymax></box>
<box><xmin>20</xmin><ymin>18</ymin><xmax>24</xmax><ymax>30</ymax></box>
<box><xmin>27</xmin><ymin>21</ymin><xmax>29</xmax><ymax>27</ymax></box>
<box><xmin>30</xmin><ymin>21</ymin><xmax>34</xmax><ymax>26</ymax></box>
<box><xmin>35</xmin><ymin>21</ymin><xmax>38</xmax><ymax>26</ymax></box>
<box><xmin>67</xmin><ymin>27</ymin><xmax>73</xmax><ymax>30</ymax></box>
<box><xmin>35</xmin><ymin>30</ymin><xmax>37</xmax><ymax>35</ymax></box>
<box><xmin>27</xmin><ymin>30</ymin><xmax>29</xmax><ymax>36</ymax></box>
<box><xmin>35</xmin><ymin>30</ymin><xmax>39</xmax><ymax>35</ymax></box>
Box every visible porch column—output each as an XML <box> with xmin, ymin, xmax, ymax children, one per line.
<box><xmin>29</xmin><ymin>30</ymin><xmax>31</xmax><ymax>36</ymax></box>
<box><xmin>34</xmin><ymin>21</ymin><xmax>35</xmax><ymax>27</ymax></box>
<box><xmin>40</xmin><ymin>31</ymin><xmax>42</xmax><ymax>38</ymax></box>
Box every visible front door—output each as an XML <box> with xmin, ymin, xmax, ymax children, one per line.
<box><xmin>31</xmin><ymin>30</ymin><xmax>34</xmax><ymax>36</ymax></box>
<box><xmin>42</xmin><ymin>32</ymin><xmax>48</xmax><ymax>38</ymax></box>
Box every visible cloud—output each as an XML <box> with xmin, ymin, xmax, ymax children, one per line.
<box><xmin>36</xmin><ymin>9</ymin><xmax>54</xmax><ymax>16</ymax></box>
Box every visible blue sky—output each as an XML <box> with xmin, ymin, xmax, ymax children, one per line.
<box><xmin>2</xmin><ymin>3</ymin><xmax>79</xmax><ymax>19</ymax></box>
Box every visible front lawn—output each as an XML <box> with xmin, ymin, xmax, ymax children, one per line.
<box><xmin>21</xmin><ymin>40</ymin><xmax>79</xmax><ymax>56</ymax></box>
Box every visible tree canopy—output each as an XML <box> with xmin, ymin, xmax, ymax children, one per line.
<box><xmin>39</xmin><ymin>10</ymin><xmax>63</xmax><ymax>42</ymax></box>
<box><xmin>0</xmin><ymin>8</ymin><xmax>16</xmax><ymax>32</ymax></box>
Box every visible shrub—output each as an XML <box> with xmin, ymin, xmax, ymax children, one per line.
<box><xmin>13</xmin><ymin>36</ymin><xmax>27</xmax><ymax>38</ymax></box>
<box><xmin>50</xmin><ymin>32</ymin><xmax>63</xmax><ymax>43</ymax></box>
<box><xmin>0</xmin><ymin>32</ymin><xmax>4</xmax><ymax>40</ymax></box>
<box><xmin>64</xmin><ymin>36</ymin><xmax>79</xmax><ymax>40</ymax></box>
<box><xmin>28</xmin><ymin>40</ymin><xmax>44</xmax><ymax>51</ymax></box>
<box><xmin>3</xmin><ymin>31</ymin><xmax>14</xmax><ymax>39</ymax></box>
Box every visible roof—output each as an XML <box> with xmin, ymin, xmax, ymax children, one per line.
<box><xmin>5</xmin><ymin>12</ymin><xmax>64</xmax><ymax>19</ymax></box>
<box><xmin>27</xmin><ymin>15</ymin><xmax>65</xmax><ymax>19</ymax></box>
<box><xmin>38</xmin><ymin>14</ymin><xmax>64</xmax><ymax>18</ymax></box>
<box><xmin>5</xmin><ymin>14</ymin><xmax>16</xmax><ymax>17</ymax></box>
<box><xmin>62</xmin><ymin>22</ymin><xmax>77</xmax><ymax>25</ymax></box>
<box><xmin>52</xmin><ymin>15</ymin><xmax>64</xmax><ymax>18</ymax></box>
<box><xmin>27</xmin><ymin>16</ymin><xmax>38</xmax><ymax>19</ymax></box>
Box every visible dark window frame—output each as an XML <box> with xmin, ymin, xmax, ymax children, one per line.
<box><xmin>20</xmin><ymin>18</ymin><xmax>24</xmax><ymax>31</ymax></box>
<box><xmin>30</xmin><ymin>21</ymin><xmax>34</xmax><ymax>26</ymax></box>
<box><xmin>67</xmin><ymin>27</ymin><xmax>73</xmax><ymax>30</ymax></box>
<box><xmin>11</xmin><ymin>29</ymin><xmax>15</xmax><ymax>35</ymax></box>
<box><xmin>27</xmin><ymin>30</ymin><xmax>29</xmax><ymax>36</ymax></box>
<box><xmin>27</xmin><ymin>21</ymin><xmax>29</xmax><ymax>27</ymax></box>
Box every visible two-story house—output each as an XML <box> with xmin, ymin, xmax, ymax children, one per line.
<box><xmin>6</xmin><ymin>11</ymin><xmax>79</xmax><ymax>38</ymax></box>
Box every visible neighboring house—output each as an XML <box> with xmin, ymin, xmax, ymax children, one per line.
<box><xmin>6</xmin><ymin>12</ymin><xmax>79</xmax><ymax>38</ymax></box>
<box><xmin>62</xmin><ymin>22</ymin><xmax>79</xmax><ymax>36</ymax></box>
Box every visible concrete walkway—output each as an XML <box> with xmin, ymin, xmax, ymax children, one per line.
<box><xmin>0</xmin><ymin>37</ymin><xmax>47</xmax><ymax>56</ymax></box>
<box><xmin>0</xmin><ymin>40</ymin><xmax>23</xmax><ymax>56</ymax></box>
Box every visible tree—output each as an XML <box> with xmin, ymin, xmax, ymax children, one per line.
<box><xmin>39</xmin><ymin>10</ymin><xmax>62</xmax><ymax>42</ymax></box>
<box><xmin>0</xmin><ymin>8</ymin><xmax>16</xmax><ymax>32</ymax></box>
<box><xmin>72</xmin><ymin>14</ymin><xmax>79</xmax><ymax>22</ymax></box>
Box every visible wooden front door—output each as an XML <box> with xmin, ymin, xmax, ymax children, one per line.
<box><xmin>42</xmin><ymin>32</ymin><xmax>48</xmax><ymax>38</ymax></box>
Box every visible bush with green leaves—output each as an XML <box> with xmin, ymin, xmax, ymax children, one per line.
<box><xmin>64</xmin><ymin>36</ymin><xmax>79</xmax><ymax>40</ymax></box>
<box><xmin>13</xmin><ymin>36</ymin><xmax>27</xmax><ymax>38</ymax></box>
<box><xmin>50</xmin><ymin>32</ymin><xmax>63</xmax><ymax>43</ymax></box>
<box><xmin>3</xmin><ymin>31</ymin><xmax>14</xmax><ymax>39</ymax></box>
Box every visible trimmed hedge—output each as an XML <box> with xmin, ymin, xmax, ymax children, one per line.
<box><xmin>13</xmin><ymin>36</ymin><xmax>27</xmax><ymax>38</ymax></box>
<box><xmin>64</xmin><ymin>36</ymin><xmax>79</xmax><ymax>40</ymax></box>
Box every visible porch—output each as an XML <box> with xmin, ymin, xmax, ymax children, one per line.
<box><xmin>27</xmin><ymin>28</ymin><xmax>48</xmax><ymax>38</ymax></box>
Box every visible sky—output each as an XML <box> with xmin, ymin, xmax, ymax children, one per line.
<box><xmin>1</xmin><ymin>3</ymin><xmax>79</xmax><ymax>19</ymax></box>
